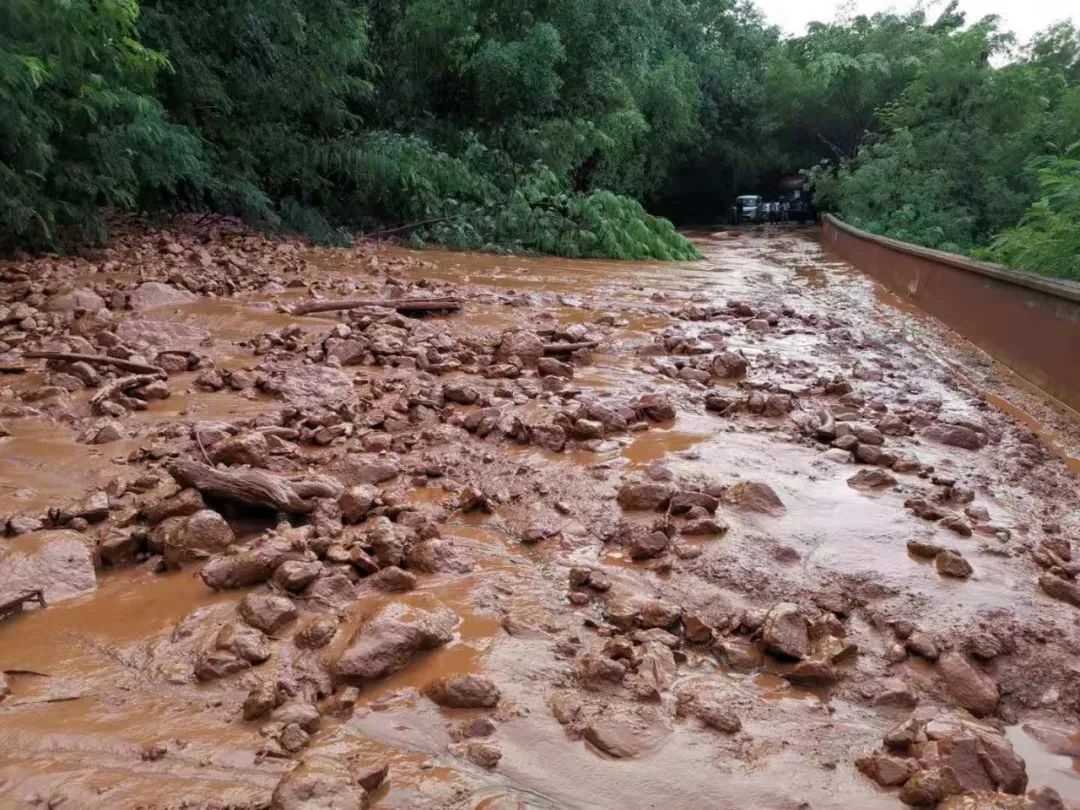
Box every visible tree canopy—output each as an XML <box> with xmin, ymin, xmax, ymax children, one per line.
<box><xmin>2</xmin><ymin>1</ymin><xmax>1078</xmax><ymax>277</ymax></box>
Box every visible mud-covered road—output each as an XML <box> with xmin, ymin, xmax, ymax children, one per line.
<box><xmin>1</xmin><ymin>220</ymin><xmax>1078</xmax><ymax>809</ymax></box>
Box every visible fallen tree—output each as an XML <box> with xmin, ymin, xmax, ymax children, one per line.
<box><xmin>291</xmin><ymin>297</ymin><xmax>462</xmax><ymax>316</ymax></box>
<box><xmin>169</xmin><ymin>459</ymin><xmax>342</xmax><ymax>513</ymax></box>
<box><xmin>23</xmin><ymin>351</ymin><xmax>165</xmax><ymax>376</ymax></box>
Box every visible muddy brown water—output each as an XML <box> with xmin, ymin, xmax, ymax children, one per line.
<box><xmin>2</xmin><ymin>229</ymin><xmax>1079</xmax><ymax>808</ymax></box>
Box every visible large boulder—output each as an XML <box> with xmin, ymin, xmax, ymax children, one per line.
<box><xmin>44</xmin><ymin>288</ymin><xmax>106</xmax><ymax>314</ymax></box>
<box><xmin>424</xmin><ymin>674</ymin><xmax>500</xmax><ymax>708</ymax></box>
<box><xmin>156</xmin><ymin>509</ymin><xmax>235</xmax><ymax>567</ymax></box>
<box><xmin>271</xmin><ymin>756</ymin><xmax>372</xmax><ymax>810</ymax></box>
<box><xmin>937</xmin><ymin>652</ymin><xmax>999</xmax><ymax>717</ymax></box>
<box><xmin>760</xmin><ymin>602</ymin><xmax>810</xmax><ymax>660</ymax></box>
<box><xmin>333</xmin><ymin>603</ymin><xmax>455</xmax><ymax>685</ymax></box>
<box><xmin>0</xmin><ymin>531</ymin><xmax>96</xmax><ymax>604</ymax></box>
<box><xmin>128</xmin><ymin>281</ymin><xmax>197</xmax><ymax>310</ymax></box>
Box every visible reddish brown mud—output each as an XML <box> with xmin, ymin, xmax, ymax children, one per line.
<box><xmin>1</xmin><ymin>220</ymin><xmax>1078</xmax><ymax>809</ymax></box>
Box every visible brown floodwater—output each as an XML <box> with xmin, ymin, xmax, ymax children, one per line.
<box><xmin>3</xmin><ymin>227</ymin><xmax>1079</xmax><ymax>808</ymax></box>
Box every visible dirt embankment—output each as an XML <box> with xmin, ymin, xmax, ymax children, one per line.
<box><xmin>0</xmin><ymin>218</ymin><xmax>1078</xmax><ymax>809</ymax></box>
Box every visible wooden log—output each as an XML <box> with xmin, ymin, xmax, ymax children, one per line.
<box><xmin>542</xmin><ymin>341</ymin><xmax>598</xmax><ymax>355</ymax></box>
<box><xmin>90</xmin><ymin>374</ymin><xmax>161</xmax><ymax>413</ymax></box>
<box><xmin>0</xmin><ymin>364</ymin><xmax>27</xmax><ymax>374</ymax></box>
<box><xmin>22</xmin><ymin>351</ymin><xmax>165</xmax><ymax>376</ymax></box>
<box><xmin>291</xmin><ymin>297</ymin><xmax>462</xmax><ymax>316</ymax></box>
<box><xmin>169</xmin><ymin>459</ymin><xmax>340</xmax><ymax>514</ymax></box>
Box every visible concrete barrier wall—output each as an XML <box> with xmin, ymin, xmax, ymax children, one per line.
<box><xmin>821</xmin><ymin>214</ymin><xmax>1080</xmax><ymax>412</ymax></box>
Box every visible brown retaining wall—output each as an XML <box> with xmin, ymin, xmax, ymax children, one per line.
<box><xmin>821</xmin><ymin>214</ymin><xmax>1080</xmax><ymax>412</ymax></box>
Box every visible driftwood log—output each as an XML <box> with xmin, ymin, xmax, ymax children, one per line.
<box><xmin>169</xmin><ymin>459</ymin><xmax>342</xmax><ymax>514</ymax></box>
<box><xmin>90</xmin><ymin>374</ymin><xmax>161</xmax><ymax>414</ymax></box>
<box><xmin>291</xmin><ymin>297</ymin><xmax>462</xmax><ymax>316</ymax></box>
<box><xmin>23</xmin><ymin>351</ymin><xmax>165</xmax><ymax>376</ymax></box>
<box><xmin>542</xmin><ymin>341</ymin><xmax>598</xmax><ymax>355</ymax></box>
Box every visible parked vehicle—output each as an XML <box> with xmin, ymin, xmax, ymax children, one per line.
<box><xmin>732</xmin><ymin>194</ymin><xmax>763</xmax><ymax>224</ymax></box>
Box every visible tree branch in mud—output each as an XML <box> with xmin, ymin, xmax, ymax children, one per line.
<box><xmin>290</xmin><ymin>298</ymin><xmax>462</xmax><ymax>316</ymax></box>
<box><xmin>89</xmin><ymin>374</ymin><xmax>162</xmax><ymax>414</ymax></box>
<box><xmin>542</xmin><ymin>341</ymin><xmax>598</xmax><ymax>355</ymax></box>
<box><xmin>22</xmin><ymin>351</ymin><xmax>166</xmax><ymax>376</ymax></box>
<box><xmin>168</xmin><ymin>459</ymin><xmax>338</xmax><ymax>513</ymax></box>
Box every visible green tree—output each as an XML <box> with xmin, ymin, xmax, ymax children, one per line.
<box><xmin>0</xmin><ymin>0</ymin><xmax>202</xmax><ymax>253</ymax></box>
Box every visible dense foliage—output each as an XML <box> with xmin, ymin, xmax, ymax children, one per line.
<box><xmin>798</xmin><ymin>8</ymin><xmax>1080</xmax><ymax>276</ymax></box>
<box><xmin>2</xmin><ymin>0</ymin><xmax>1079</xmax><ymax>276</ymax></box>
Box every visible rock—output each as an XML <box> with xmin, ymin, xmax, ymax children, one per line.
<box><xmin>354</xmin><ymin>761</ymin><xmax>389</xmax><ymax>792</ymax></box>
<box><xmin>338</xmin><ymin>485</ymin><xmax>378</xmax><ymax>524</ymax></box>
<box><xmin>898</xmin><ymin>767</ymin><xmax>961</xmax><ymax>806</ymax></box>
<box><xmin>196</xmin><ymin>622</ymin><xmax>270</xmax><ymax>681</ymax></box>
<box><xmin>711</xmin><ymin>350</ymin><xmax>748</xmax><ymax>378</ymax></box>
<box><xmin>857</xmin><ymin>753</ymin><xmax>919</xmax><ymax>787</ymax></box>
<box><xmin>270</xmin><ymin>757</ymin><xmax>368</xmax><ymax>810</ymax></box>
<box><xmin>922</xmin><ymin>424</ymin><xmax>986</xmax><ymax>450</ymax></box>
<box><xmin>158</xmin><ymin>509</ymin><xmax>235</xmax><ymax>566</ymax></box>
<box><xmin>44</xmin><ymin>288</ymin><xmax>106</xmax><ymax>313</ymax></box>
<box><xmin>0</xmin><ymin>530</ymin><xmax>97</xmax><ymax>604</ymax></box>
<box><xmin>847</xmin><ymin>468</ymin><xmax>897</xmax><ymax>490</ymax></box>
<box><xmin>629</xmin><ymin>531</ymin><xmax>671</xmax><ymax>560</ymax></box>
<box><xmin>425</xmin><ymin>674</ymin><xmax>500</xmax><ymax>708</ymax></box>
<box><xmin>404</xmin><ymin>538</ymin><xmax>474</xmax><ymax>574</ymax></box>
<box><xmin>935</xmin><ymin>550</ymin><xmax>973</xmax><ymax>579</ymax></box>
<box><xmin>636</xmin><ymin>393</ymin><xmax>676</xmax><ymax>422</ymax></box>
<box><xmin>144</xmin><ymin>488</ymin><xmax>205</xmax><ymax>525</ymax></box>
<box><xmin>1039</xmin><ymin>573</ymin><xmax>1080</xmax><ymax>607</ymax></box>
<box><xmin>907</xmin><ymin>538</ymin><xmax>944</xmax><ymax>559</ymax></box>
<box><xmin>637</xmin><ymin>599</ymin><xmax>682</xmax><ymax>629</ymax></box>
<box><xmin>466</xmin><ymin>742</ymin><xmax>502</xmax><ymax>769</ymax></box>
<box><xmin>616</xmin><ymin>479</ymin><xmax>675</xmax><ymax>511</ymax></box>
<box><xmin>669</xmin><ymin>492</ymin><xmax>719</xmax><ymax>514</ymax></box>
<box><xmin>370</xmin><ymin>566</ymin><xmax>417</xmax><ymax>592</ymax></box>
<box><xmin>239</xmin><ymin>593</ymin><xmax>298</xmax><ymax>635</ymax></box>
<box><xmin>583</xmin><ymin>707</ymin><xmax>670</xmax><ymax>758</ymax></box>
<box><xmin>714</xmin><ymin>638</ymin><xmax>763</xmax><ymax>670</ymax></box>
<box><xmin>242</xmin><ymin>680</ymin><xmax>280</xmax><ymax>720</ymax></box>
<box><xmin>692</xmin><ymin>699</ymin><xmax>741</xmax><ymax>734</ymax></box>
<box><xmin>128</xmin><ymin>281</ymin><xmax>198</xmax><ymax>310</ymax></box>
<box><xmin>721</xmin><ymin>481</ymin><xmax>784</xmax><ymax>515</ymax></box>
<box><xmin>331</xmin><ymin>454</ymin><xmax>401</xmax><ymax>486</ymax></box>
<box><xmin>761</xmin><ymin>602</ymin><xmax>810</xmax><ymax>660</ymax></box>
<box><xmin>295</xmin><ymin>617</ymin><xmax>339</xmax><ymax>650</ymax></box>
<box><xmin>272</xmin><ymin>701</ymin><xmax>321</xmax><ymax>733</ymax></box>
<box><xmin>443</xmin><ymin>380</ymin><xmax>480</xmax><ymax>404</ymax></box>
<box><xmin>496</xmin><ymin>331</ymin><xmax>544</xmax><ymax>365</ymax></box>
<box><xmin>537</xmin><ymin>358</ymin><xmax>574</xmax><ymax>379</ymax></box>
<box><xmin>938</xmin><ymin>652</ymin><xmax>999</xmax><ymax>716</ymax></box>
<box><xmin>279</xmin><ymin>723</ymin><xmax>310</xmax><ymax>753</ymax></box>
<box><xmin>210</xmin><ymin>433</ymin><xmax>270</xmax><ymax>468</ymax></box>
<box><xmin>98</xmin><ymin>528</ymin><xmax>140</xmax><ymax>566</ymax></box>
<box><xmin>71</xmin><ymin>489</ymin><xmax>110</xmax><ymax>522</ymax></box>
<box><xmin>906</xmin><ymin>632</ymin><xmax>939</xmax><ymax>661</ymax></box>
<box><xmin>333</xmin><ymin>603</ymin><xmax>455</xmax><ymax>685</ymax></box>
<box><xmin>273</xmin><ymin>560</ymin><xmax>323</xmax><ymax>592</ymax></box>
<box><xmin>281</xmin><ymin>365</ymin><xmax>355</xmax><ymax>405</ymax></box>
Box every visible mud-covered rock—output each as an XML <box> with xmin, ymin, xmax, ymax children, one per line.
<box><xmin>129</xmin><ymin>281</ymin><xmax>198</xmax><ymax>310</ymax></box>
<box><xmin>0</xmin><ymin>530</ymin><xmax>96</xmax><ymax>604</ymax></box>
<box><xmin>239</xmin><ymin>593</ymin><xmax>298</xmax><ymax>635</ymax></box>
<box><xmin>425</xmin><ymin>674</ymin><xmax>501</xmax><ymax>708</ymax></box>
<box><xmin>270</xmin><ymin>756</ymin><xmax>368</xmax><ymax>810</ymax></box>
<box><xmin>617</xmin><ymin>479</ymin><xmax>675</xmax><ymax>511</ymax></box>
<box><xmin>333</xmin><ymin>603</ymin><xmax>455</xmax><ymax>685</ymax></box>
<box><xmin>760</xmin><ymin>602</ymin><xmax>810</xmax><ymax>660</ymax></box>
<box><xmin>157</xmin><ymin>509</ymin><xmax>235</xmax><ymax>567</ymax></box>
<box><xmin>937</xmin><ymin>652</ymin><xmax>999</xmax><ymax>716</ymax></box>
<box><xmin>719</xmin><ymin>481</ymin><xmax>784</xmax><ymax>515</ymax></box>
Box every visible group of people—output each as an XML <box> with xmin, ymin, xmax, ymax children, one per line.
<box><xmin>761</xmin><ymin>199</ymin><xmax>795</xmax><ymax>223</ymax></box>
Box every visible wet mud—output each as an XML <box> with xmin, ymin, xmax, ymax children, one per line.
<box><xmin>1</xmin><ymin>219</ymin><xmax>1078</xmax><ymax>809</ymax></box>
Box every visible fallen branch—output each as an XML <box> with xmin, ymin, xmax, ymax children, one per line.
<box><xmin>23</xmin><ymin>351</ymin><xmax>165</xmax><ymax>376</ymax></box>
<box><xmin>291</xmin><ymin>297</ymin><xmax>462</xmax><ymax>316</ymax></box>
<box><xmin>542</xmin><ymin>341</ymin><xmax>598</xmax><ymax>355</ymax></box>
<box><xmin>169</xmin><ymin>459</ymin><xmax>341</xmax><ymax>514</ymax></box>
<box><xmin>0</xmin><ymin>364</ymin><xmax>27</xmax><ymax>374</ymax></box>
<box><xmin>90</xmin><ymin>374</ymin><xmax>161</xmax><ymax>413</ymax></box>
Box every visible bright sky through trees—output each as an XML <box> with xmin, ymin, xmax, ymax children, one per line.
<box><xmin>756</xmin><ymin>0</ymin><xmax>1076</xmax><ymax>41</ymax></box>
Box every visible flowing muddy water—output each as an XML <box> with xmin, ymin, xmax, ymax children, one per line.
<box><xmin>2</xmin><ymin>225</ymin><xmax>1079</xmax><ymax>808</ymax></box>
